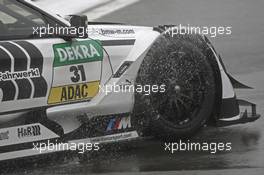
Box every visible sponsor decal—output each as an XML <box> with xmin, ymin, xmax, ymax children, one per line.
<box><xmin>113</xmin><ymin>61</ymin><xmax>133</xmax><ymax>78</ymax></box>
<box><xmin>0</xmin><ymin>68</ymin><xmax>40</xmax><ymax>81</ymax></box>
<box><xmin>0</xmin><ymin>123</ymin><xmax>59</xmax><ymax>147</ymax></box>
<box><xmin>53</xmin><ymin>40</ymin><xmax>103</xmax><ymax>67</ymax></box>
<box><xmin>48</xmin><ymin>81</ymin><xmax>99</xmax><ymax>104</ymax></box>
<box><xmin>88</xmin><ymin>28</ymin><xmax>135</xmax><ymax>38</ymax></box>
<box><xmin>0</xmin><ymin>41</ymin><xmax>48</xmax><ymax>102</ymax></box>
<box><xmin>17</xmin><ymin>125</ymin><xmax>41</xmax><ymax>138</ymax></box>
<box><xmin>106</xmin><ymin>116</ymin><xmax>131</xmax><ymax>132</ymax></box>
<box><xmin>90</xmin><ymin>131</ymin><xmax>139</xmax><ymax>143</ymax></box>
<box><xmin>101</xmin><ymin>29</ymin><xmax>135</xmax><ymax>35</ymax></box>
<box><xmin>0</xmin><ymin>131</ymin><xmax>9</xmax><ymax>141</ymax></box>
<box><xmin>50</xmin><ymin>40</ymin><xmax>102</xmax><ymax>105</ymax></box>
<box><xmin>100</xmin><ymin>29</ymin><xmax>135</xmax><ymax>38</ymax></box>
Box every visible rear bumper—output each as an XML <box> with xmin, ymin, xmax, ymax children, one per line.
<box><xmin>217</xmin><ymin>99</ymin><xmax>261</xmax><ymax>127</ymax></box>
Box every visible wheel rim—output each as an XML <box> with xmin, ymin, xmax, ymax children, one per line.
<box><xmin>149</xmin><ymin>50</ymin><xmax>209</xmax><ymax>127</ymax></box>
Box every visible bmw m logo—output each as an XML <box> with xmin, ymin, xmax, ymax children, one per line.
<box><xmin>106</xmin><ymin>116</ymin><xmax>131</xmax><ymax>132</ymax></box>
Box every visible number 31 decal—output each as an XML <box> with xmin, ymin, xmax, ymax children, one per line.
<box><xmin>70</xmin><ymin>65</ymin><xmax>86</xmax><ymax>83</ymax></box>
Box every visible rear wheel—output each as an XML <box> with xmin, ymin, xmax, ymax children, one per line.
<box><xmin>134</xmin><ymin>34</ymin><xmax>216</xmax><ymax>139</ymax></box>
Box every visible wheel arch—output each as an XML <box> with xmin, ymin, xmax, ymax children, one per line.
<box><xmin>202</xmin><ymin>36</ymin><xmax>242</xmax><ymax>123</ymax></box>
<box><xmin>153</xmin><ymin>26</ymin><xmax>224</xmax><ymax>123</ymax></box>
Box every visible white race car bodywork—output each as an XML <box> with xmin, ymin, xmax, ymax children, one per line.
<box><xmin>0</xmin><ymin>24</ymin><xmax>236</xmax><ymax>131</ymax></box>
<box><xmin>0</xmin><ymin>0</ymin><xmax>260</xmax><ymax>162</ymax></box>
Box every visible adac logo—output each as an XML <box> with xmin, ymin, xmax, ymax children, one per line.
<box><xmin>0</xmin><ymin>41</ymin><xmax>48</xmax><ymax>102</ymax></box>
<box><xmin>106</xmin><ymin>116</ymin><xmax>131</xmax><ymax>132</ymax></box>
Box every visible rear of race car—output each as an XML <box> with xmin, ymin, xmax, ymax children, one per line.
<box><xmin>118</xmin><ymin>25</ymin><xmax>261</xmax><ymax>139</ymax></box>
<box><xmin>0</xmin><ymin>24</ymin><xmax>261</xmax><ymax>163</ymax></box>
<box><xmin>203</xmin><ymin>37</ymin><xmax>260</xmax><ymax>127</ymax></box>
<box><xmin>51</xmin><ymin>24</ymin><xmax>260</xmax><ymax>140</ymax></box>
<box><xmin>0</xmin><ymin>1</ymin><xmax>261</xmax><ymax>163</ymax></box>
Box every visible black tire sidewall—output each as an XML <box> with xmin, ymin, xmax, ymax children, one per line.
<box><xmin>134</xmin><ymin>34</ymin><xmax>216</xmax><ymax>139</ymax></box>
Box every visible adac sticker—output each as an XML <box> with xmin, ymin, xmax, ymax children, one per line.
<box><xmin>48</xmin><ymin>81</ymin><xmax>100</xmax><ymax>104</ymax></box>
<box><xmin>53</xmin><ymin>40</ymin><xmax>103</xmax><ymax>67</ymax></box>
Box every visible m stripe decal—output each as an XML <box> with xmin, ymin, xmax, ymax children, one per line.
<box><xmin>14</xmin><ymin>41</ymin><xmax>48</xmax><ymax>98</ymax></box>
<box><xmin>0</xmin><ymin>46</ymin><xmax>16</xmax><ymax>101</ymax></box>
<box><xmin>15</xmin><ymin>41</ymin><xmax>43</xmax><ymax>72</ymax></box>
<box><xmin>0</xmin><ymin>41</ymin><xmax>48</xmax><ymax>102</ymax></box>
<box><xmin>1</xmin><ymin>42</ymin><xmax>27</xmax><ymax>71</ymax></box>
<box><xmin>0</xmin><ymin>42</ymin><xmax>32</xmax><ymax>99</ymax></box>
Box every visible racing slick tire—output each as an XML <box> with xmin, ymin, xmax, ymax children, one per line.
<box><xmin>133</xmin><ymin>33</ymin><xmax>216</xmax><ymax>139</ymax></box>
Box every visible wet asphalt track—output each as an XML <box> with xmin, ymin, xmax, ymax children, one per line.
<box><xmin>4</xmin><ymin>0</ymin><xmax>264</xmax><ymax>174</ymax></box>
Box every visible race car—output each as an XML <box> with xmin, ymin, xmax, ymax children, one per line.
<box><xmin>0</xmin><ymin>0</ymin><xmax>260</xmax><ymax>162</ymax></box>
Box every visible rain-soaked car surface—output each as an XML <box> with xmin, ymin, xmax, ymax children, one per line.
<box><xmin>1</xmin><ymin>0</ymin><xmax>264</xmax><ymax>174</ymax></box>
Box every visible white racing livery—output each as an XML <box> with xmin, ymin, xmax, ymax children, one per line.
<box><xmin>0</xmin><ymin>0</ymin><xmax>261</xmax><ymax>162</ymax></box>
